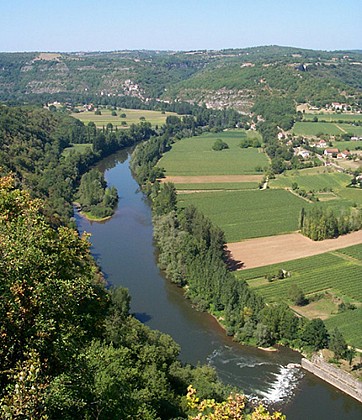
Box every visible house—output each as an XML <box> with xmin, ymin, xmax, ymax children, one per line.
<box><xmin>315</xmin><ymin>139</ymin><xmax>327</xmax><ymax>148</ymax></box>
<box><xmin>278</xmin><ymin>132</ymin><xmax>285</xmax><ymax>140</ymax></box>
<box><xmin>298</xmin><ymin>150</ymin><xmax>310</xmax><ymax>159</ymax></box>
<box><xmin>324</xmin><ymin>148</ymin><xmax>339</xmax><ymax>157</ymax></box>
<box><xmin>340</xmin><ymin>150</ymin><xmax>351</xmax><ymax>158</ymax></box>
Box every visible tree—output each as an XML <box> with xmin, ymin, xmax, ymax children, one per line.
<box><xmin>329</xmin><ymin>328</ymin><xmax>347</xmax><ymax>359</ymax></box>
<box><xmin>288</xmin><ymin>284</ymin><xmax>306</xmax><ymax>306</ymax></box>
<box><xmin>186</xmin><ymin>385</ymin><xmax>285</xmax><ymax>420</ymax></box>
<box><xmin>302</xmin><ymin>319</ymin><xmax>329</xmax><ymax>350</ymax></box>
<box><xmin>212</xmin><ymin>139</ymin><xmax>229</xmax><ymax>151</ymax></box>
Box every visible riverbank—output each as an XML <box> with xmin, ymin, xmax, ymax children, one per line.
<box><xmin>74</xmin><ymin>203</ymin><xmax>113</xmax><ymax>223</ymax></box>
<box><xmin>302</xmin><ymin>354</ymin><xmax>362</xmax><ymax>403</ymax></box>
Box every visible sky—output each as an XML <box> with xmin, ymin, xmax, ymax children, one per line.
<box><xmin>1</xmin><ymin>0</ymin><xmax>361</xmax><ymax>52</ymax></box>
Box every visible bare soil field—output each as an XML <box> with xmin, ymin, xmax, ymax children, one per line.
<box><xmin>227</xmin><ymin>230</ymin><xmax>362</xmax><ymax>270</ymax></box>
<box><xmin>162</xmin><ymin>175</ymin><xmax>263</xmax><ymax>183</ymax></box>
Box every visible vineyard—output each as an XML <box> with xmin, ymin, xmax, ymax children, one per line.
<box><xmin>270</xmin><ymin>171</ymin><xmax>351</xmax><ymax>192</ymax></box>
<box><xmin>292</xmin><ymin>121</ymin><xmax>362</xmax><ymax>136</ymax></box>
<box><xmin>325</xmin><ymin>308</ymin><xmax>362</xmax><ymax>349</ymax></box>
<box><xmin>175</xmin><ymin>182</ymin><xmax>259</xmax><ymax>190</ymax></box>
<box><xmin>235</xmin><ymin>244</ymin><xmax>362</xmax><ymax>347</ymax></box>
<box><xmin>178</xmin><ymin>189</ymin><xmax>307</xmax><ymax>241</ymax></box>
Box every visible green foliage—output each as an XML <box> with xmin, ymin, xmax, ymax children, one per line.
<box><xmin>300</xmin><ymin>206</ymin><xmax>362</xmax><ymax>240</ymax></box>
<box><xmin>212</xmin><ymin>138</ymin><xmax>229</xmax><ymax>151</ymax></box>
<box><xmin>288</xmin><ymin>284</ymin><xmax>307</xmax><ymax>306</ymax></box>
<box><xmin>302</xmin><ymin>319</ymin><xmax>329</xmax><ymax>351</ymax></box>
<box><xmin>329</xmin><ymin>328</ymin><xmax>347</xmax><ymax>359</ymax></box>
<box><xmin>77</xmin><ymin>168</ymin><xmax>118</xmax><ymax>219</ymax></box>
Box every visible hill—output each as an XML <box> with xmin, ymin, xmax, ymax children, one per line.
<box><xmin>1</xmin><ymin>46</ymin><xmax>361</xmax><ymax>113</ymax></box>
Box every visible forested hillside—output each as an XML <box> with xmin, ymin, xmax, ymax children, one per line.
<box><xmin>1</xmin><ymin>46</ymin><xmax>361</xmax><ymax>112</ymax></box>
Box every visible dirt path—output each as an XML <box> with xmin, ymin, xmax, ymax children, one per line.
<box><xmin>335</xmin><ymin>123</ymin><xmax>347</xmax><ymax>134</ymax></box>
<box><xmin>227</xmin><ymin>230</ymin><xmax>362</xmax><ymax>270</ymax></box>
<box><xmin>162</xmin><ymin>175</ymin><xmax>263</xmax><ymax>183</ymax></box>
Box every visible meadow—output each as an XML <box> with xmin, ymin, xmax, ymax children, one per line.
<box><xmin>303</xmin><ymin>113</ymin><xmax>362</xmax><ymax>123</ymax></box>
<box><xmin>269</xmin><ymin>169</ymin><xmax>351</xmax><ymax>191</ymax></box>
<box><xmin>71</xmin><ymin>108</ymin><xmax>177</xmax><ymax>128</ymax></box>
<box><xmin>158</xmin><ymin>131</ymin><xmax>268</xmax><ymax>176</ymax></box>
<box><xmin>177</xmin><ymin>189</ymin><xmax>307</xmax><ymax>242</ymax></box>
<box><xmin>331</xmin><ymin>140</ymin><xmax>362</xmax><ymax>150</ymax></box>
<box><xmin>235</xmin><ymin>244</ymin><xmax>362</xmax><ymax>347</ymax></box>
<box><xmin>175</xmin><ymin>182</ymin><xmax>260</xmax><ymax>190</ymax></box>
<box><xmin>292</xmin><ymin>121</ymin><xmax>362</xmax><ymax>137</ymax></box>
<box><xmin>62</xmin><ymin>143</ymin><xmax>93</xmax><ymax>156</ymax></box>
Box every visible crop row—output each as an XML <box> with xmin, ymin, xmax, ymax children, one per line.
<box><xmin>270</xmin><ymin>172</ymin><xmax>350</xmax><ymax>192</ymax></box>
<box><xmin>178</xmin><ymin>189</ymin><xmax>307</xmax><ymax>241</ymax></box>
<box><xmin>175</xmin><ymin>182</ymin><xmax>259</xmax><ymax>190</ymax></box>
<box><xmin>325</xmin><ymin>308</ymin><xmax>362</xmax><ymax>348</ymax></box>
<box><xmin>336</xmin><ymin>244</ymin><xmax>362</xmax><ymax>261</ymax></box>
<box><xmin>238</xmin><ymin>251</ymin><xmax>362</xmax><ymax>301</ymax></box>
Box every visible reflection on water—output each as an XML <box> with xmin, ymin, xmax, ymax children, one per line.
<box><xmin>75</xmin><ymin>149</ymin><xmax>362</xmax><ymax>419</ymax></box>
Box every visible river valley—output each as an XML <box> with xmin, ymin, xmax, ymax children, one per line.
<box><xmin>74</xmin><ymin>149</ymin><xmax>362</xmax><ymax>419</ymax></box>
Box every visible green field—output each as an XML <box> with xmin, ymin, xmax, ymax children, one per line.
<box><xmin>270</xmin><ymin>170</ymin><xmax>351</xmax><ymax>191</ymax></box>
<box><xmin>303</xmin><ymin>113</ymin><xmax>362</xmax><ymax>123</ymax></box>
<box><xmin>270</xmin><ymin>168</ymin><xmax>362</xmax><ymax>206</ymax></box>
<box><xmin>331</xmin><ymin>140</ymin><xmax>362</xmax><ymax>150</ymax></box>
<box><xmin>178</xmin><ymin>189</ymin><xmax>308</xmax><ymax>242</ymax></box>
<box><xmin>158</xmin><ymin>131</ymin><xmax>268</xmax><ymax>176</ymax></box>
<box><xmin>176</xmin><ymin>182</ymin><xmax>260</xmax><ymax>191</ymax></box>
<box><xmin>235</xmin><ymin>244</ymin><xmax>362</xmax><ymax>347</ymax></box>
<box><xmin>62</xmin><ymin>143</ymin><xmax>93</xmax><ymax>157</ymax></box>
<box><xmin>325</xmin><ymin>308</ymin><xmax>362</xmax><ymax>349</ymax></box>
<box><xmin>71</xmin><ymin>108</ymin><xmax>178</xmax><ymax>128</ymax></box>
<box><xmin>292</xmin><ymin>122</ymin><xmax>347</xmax><ymax>136</ymax></box>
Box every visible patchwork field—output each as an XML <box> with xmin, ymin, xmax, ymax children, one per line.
<box><xmin>178</xmin><ymin>189</ymin><xmax>308</xmax><ymax>242</ymax></box>
<box><xmin>235</xmin><ymin>244</ymin><xmax>362</xmax><ymax>347</ymax></box>
<box><xmin>158</xmin><ymin>131</ymin><xmax>268</xmax><ymax>177</ymax></box>
<box><xmin>292</xmin><ymin>121</ymin><xmax>362</xmax><ymax>137</ymax></box>
<box><xmin>71</xmin><ymin>108</ymin><xmax>177</xmax><ymax>128</ymax></box>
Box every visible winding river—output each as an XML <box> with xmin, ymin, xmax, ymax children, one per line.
<box><xmin>75</xmin><ymin>149</ymin><xmax>362</xmax><ymax>419</ymax></box>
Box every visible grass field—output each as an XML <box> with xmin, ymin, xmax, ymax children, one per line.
<box><xmin>62</xmin><ymin>143</ymin><xmax>93</xmax><ymax>157</ymax></box>
<box><xmin>235</xmin><ymin>244</ymin><xmax>362</xmax><ymax>347</ymax></box>
<box><xmin>292</xmin><ymin>121</ymin><xmax>362</xmax><ymax>137</ymax></box>
<box><xmin>270</xmin><ymin>169</ymin><xmax>351</xmax><ymax>191</ymax></box>
<box><xmin>175</xmin><ymin>182</ymin><xmax>260</xmax><ymax>190</ymax></box>
<box><xmin>71</xmin><ymin>108</ymin><xmax>178</xmax><ymax>128</ymax></box>
<box><xmin>303</xmin><ymin>113</ymin><xmax>362</xmax><ymax>123</ymax></box>
<box><xmin>331</xmin><ymin>140</ymin><xmax>362</xmax><ymax>150</ymax></box>
<box><xmin>269</xmin><ymin>168</ymin><xmax>362</xmax><ymax>206</ymax></box>
<box><xmin>178</xmin><ymin>189</ymin><xmax>308</xmax><ymax>242</ymax></box>
<box><xmin>158</xmin><ymin>131</ymin><xmax>268</xmax><ymax>176</ymax></box>
<box><xmin>292</xmin><ymin>122</ymin><xmax>348</xmax><ymax>136</ymax></box>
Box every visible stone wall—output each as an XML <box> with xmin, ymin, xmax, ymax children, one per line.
<box><xmin>301</xmin><ymin>355</ymin><xmax>362</xmax><ymax>403</ymax></box>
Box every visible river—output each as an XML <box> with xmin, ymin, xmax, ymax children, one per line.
<box><xmin>75</xmin><ymin>149</ymin><xmax>362</xmax><ymax>419</ymax></box>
